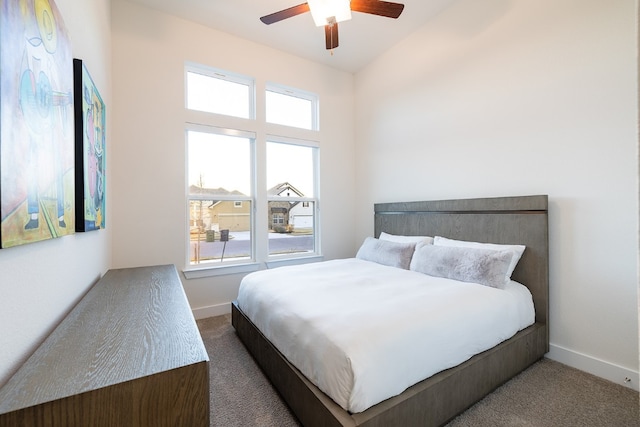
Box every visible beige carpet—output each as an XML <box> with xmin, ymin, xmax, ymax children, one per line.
<box><xmin>197</xmin><ymin>314</ymin><xmax>639</xmax><ymax>427</ymax></box>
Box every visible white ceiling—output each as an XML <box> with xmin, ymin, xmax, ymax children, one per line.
<box><xmin>124</xmin><ymin>0</ymin><xmax>458</xmax><ymax>73</ymax></box>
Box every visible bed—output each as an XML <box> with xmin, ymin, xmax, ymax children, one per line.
<box><xmin>232</xmin><ymin>195</ymin><xmax>549</xmax><ymax>427</ymax></box>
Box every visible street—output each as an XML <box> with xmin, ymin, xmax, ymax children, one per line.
<box><xmin>191</xmin><ymin>232</ymin><xmax>314</xmax><ymax>262</ymax></box>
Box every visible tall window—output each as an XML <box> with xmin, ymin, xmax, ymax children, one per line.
<box><xmin>267</xmin><ymin>140</ymin><xmax>318</xmax><ymax>257</ymax></box>
<box><xmin>187</xmin><ymin>128</ymin><xmax>254</xmax><ymax>266</ymax></box>
<box><xmin>185</xmin><ymin>63</ymin><xmax>320</xmax><ymax>274</ymax></box>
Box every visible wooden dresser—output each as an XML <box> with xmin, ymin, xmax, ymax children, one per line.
<box><xmin>0</xmin><ymin>265</ymin><xmax>209</xmax><ymax>427</ymax></box>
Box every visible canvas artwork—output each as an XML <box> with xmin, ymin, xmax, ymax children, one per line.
<box><xmin>74</xmin><ymin>59</ymin><xmax>106</xmax><ymax>232</ymax></box>
<box><xmin>0</xmin><ymin>0</ymin><xmax>75</xmax><ymax>248</ymax></box>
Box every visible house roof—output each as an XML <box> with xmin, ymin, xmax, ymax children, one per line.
<box><xmin>267</xmin><ymin>182</ymin><xmax>304</xmax><ymax>197</ymax></box>
<box><xmin>189</xmin><ymin>185</ymin><xmax>246</xmax><ymax>198</ymax></box>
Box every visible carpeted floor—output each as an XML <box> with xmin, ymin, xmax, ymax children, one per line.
<box><xmin>197</xmin><ymin>314</ymin><xmax>640</xmax><ymax>427</ymax></box>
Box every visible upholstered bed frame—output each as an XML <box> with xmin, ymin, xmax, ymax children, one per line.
<box><xmin>232</xmin><ymin>195</ymin><xmax>549</xmax><ymax>427</ymax></box>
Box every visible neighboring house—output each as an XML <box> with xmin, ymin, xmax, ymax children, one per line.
<box><xmin>189</xmin><ymin>182</ymin><xmax>313</xmax><ymax>234</ymax></box>
<box><xmin>267</xmin><ymin>182</ymin><xmax>312</xmax><ymax>232</ymax></box>
<box><xmin>189</xmin><ymin>185</ymin><xmax>250</xmax><ymax>233</ymax></box>
<box><xmin>289</xmin><ymin>201</ymin><xmax>313</xmax><ymax>229</ymax></box>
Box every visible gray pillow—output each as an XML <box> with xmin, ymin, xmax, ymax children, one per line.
<box><xmin>356</xmin><ymin>237</ymin><xmax>416</xmax><ymax>270</ymax></box>
<box><xmin>409</xmin><ymin>244</ymin><xmax>513</xmax><ymax>289</ymax></box>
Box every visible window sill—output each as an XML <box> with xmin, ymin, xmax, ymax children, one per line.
<box><xmin>182</xmin><ymin>262</ymin><xmax>261</xmax><ymax>279</ymax></box>
<box><xmin>182</xmin><ymin>255</ymin><xmax>324</xmax><ymax>280</ymax></box>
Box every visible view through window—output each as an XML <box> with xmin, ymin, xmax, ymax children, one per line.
<box><xmin>185</xmin><ymin>64</ymin><xmax>319</xmax><ymax>268</ymax></box>
<box><xmin>267</xmin><ymin>140</ymin><xmax>317</xmax><ymax>257</ymax></box>
<box><xmin>187</xmin><ymin>129</ymin><xmax>253</xmax><ymax>265</ymax></box>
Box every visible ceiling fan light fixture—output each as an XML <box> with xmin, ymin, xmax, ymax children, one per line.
<box><xmin>307</xmin><ymin>0</ymin><xmax>352</xmax><ymax>26</ymax></box>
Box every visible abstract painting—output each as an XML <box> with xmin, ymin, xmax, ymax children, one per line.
<box><xmin>0</xmin><ymin>0</ymin><xmax>75</xmax><ymax>248</ymax></box>
<box><xmin>74</xmin><ymin>59</ymin><xmax>105</xmax><ymax>232</ymax></box>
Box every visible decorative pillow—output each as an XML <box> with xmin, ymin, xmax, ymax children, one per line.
<box><xmin>379</xmin><ymin>232</ymin><xmax>434</xmax><ymax>245</ymax></box>
<box><xmin>410</xmin><ymin>244</ymin><xmax>513</xmax><ymax>289</ymax></box>
<box><xmin>356</xmin><ymin>237</ymin><xmax>416</xmax><ymax>270</ymax></box>
<box><xmin>433</xmin><ymin>236</ymin><xmax>525</xmax><ymax>279</ymax></box>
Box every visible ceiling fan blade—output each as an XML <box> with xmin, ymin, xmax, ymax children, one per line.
<box><xmin>350</xmin><ymin>0</ymin><xmax>404</xmax><ymax>19</ymax></box>
<box><xmin>260</xmin><ymin>3</ymin><xmax>311</xmax><ymax>25</ymax></box>
<box><xmin>325</xmin><ymin>22</ymin><xmax>339</xmax><ymax>50</ymax></box>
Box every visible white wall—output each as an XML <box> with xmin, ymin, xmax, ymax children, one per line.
<box><xmin>0</xmin><ymin>0</ymin><xmax>112</xmax><ymax>387</ymax></box>
<box><xmin>355</xmin><ymin>0</ymin><xmax>639</xmax><ymax>389</ymax></box>
<box><xmin>111</xmin><ymin>0</ymin><xmax>356</xmax><ymax>318</ymax></box>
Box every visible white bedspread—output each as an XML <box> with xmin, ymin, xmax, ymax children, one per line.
<box><xmin>237</xmin><ymin>258</ymin><xmax>535</xmax><ymax>413</ymax></box>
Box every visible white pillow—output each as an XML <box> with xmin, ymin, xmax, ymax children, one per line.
<box><xmin>379</xmin><ymin>232</ymin><xmax>434</xmax><ymax>245</ymax></box>
<box><xmin>433</xmin><ymin>236</ymin><xmax>525</xmax><ymax>279</ymax></box>
<box><xmin>356</xmin><ymin>237</ymin><xmax>416</xmax><ymax>270</ymax></box>
<box><xmin>410</xmin><ymin>244</ymin><xmax>513</xmax><ymax>289</ymax></box>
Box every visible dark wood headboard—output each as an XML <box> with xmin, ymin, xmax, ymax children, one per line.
<box><xmin>374</xmin><ymin>195</ymin><xmax>549</xmax><ymax>350</ymax></box>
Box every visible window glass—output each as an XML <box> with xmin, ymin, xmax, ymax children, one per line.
<box><xmin>267</xmin><ymin>141</ymin><xmax>315</xmax><ymax>197</ymax></box>
<box><xmin>187</xmin><ymin>130</ymin><xmax>253</xmax><ymax>266</ymax></box>
<box><xmin>266</xmin><ymin>85</ymin><xmax>318</xmax><ymax>130</ymax></box>
<box><xmin>188</xmin><ymin>130</ymin><xmax>251</xmax><ymax>195</ymax></box>
<box><xmin>267</xmin><ymin>141</ymin><xmax>317</xmax><ymax>256</ymax></box>
<box><xmin>188</xmin><ymin>200</ymin><xmax>252</xmax><ymax>264</ymax></box>
<box><xmin>186</xmin><ymin>70</ymin><xmax>253</xmax><ymax>119</ymax></box>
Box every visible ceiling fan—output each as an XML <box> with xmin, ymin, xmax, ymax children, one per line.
<box><xmin>260</xmin><ymin>0</ymin><xmax>405</xmax><ymax>51</ymax></box>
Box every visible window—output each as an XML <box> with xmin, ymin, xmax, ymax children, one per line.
<box><xmin>186</xmin><ymin>65</ymin><xmax>254</xmax><ymax>119</ymax></box>
<box><xmin>267</xmin><ymin>140</ymin><xmax>318</xmax><ymax>257</ymax></box>
<box><xmin>272</xmin><ymin>213</ymin><xmax>285</xmax><ymax>225</ymax></box>
<box><xmin>266</xmin><ymin>83</ymin><xmax>318</xmax><ymax>130</ymax></box>
<box><xmin>184</xmin><ymin>63</ymin><xmax>320</xmax><ymax>275</ymax></box>
<box><xmin>187</xmin><ymin>128</ymin><xmax>254</xmax><ymax>266</ymax></box>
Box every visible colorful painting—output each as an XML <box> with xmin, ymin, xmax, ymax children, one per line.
<box><xmin>0</xmin><ymin>0</ymin><xmax>75</xmax><ymax>248</ymax></box>
<box><xmin>74</xmin><ymin>59</ymin><xmax>105</xmax><ymax>232</ymax></box>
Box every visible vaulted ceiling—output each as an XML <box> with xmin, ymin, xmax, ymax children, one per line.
<box><xmin>124</xmin><ymin>0</ymin><xmax>458</xmax><ymax>73</ymax></box>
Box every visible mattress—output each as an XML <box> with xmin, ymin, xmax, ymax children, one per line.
<box><xmin>237</xmin><ymin>258</ymin><xmax>535</xmax><ymax>413</ymax></box>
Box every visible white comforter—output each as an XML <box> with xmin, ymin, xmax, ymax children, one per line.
<box><xmin>237</xmin><ymin>258</ymin><xmax>535</xmax><ymax>413</ymax></box>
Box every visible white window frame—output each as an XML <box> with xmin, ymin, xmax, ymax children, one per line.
<box><xmin>183</xmin><ymin>62</ymin><xmax>322</xmax><ymax>278</ymax></box>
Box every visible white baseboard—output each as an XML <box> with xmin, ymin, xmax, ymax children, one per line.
<box><xmin>192</xmin><ymin>302</ymin><xmax>232</xmax><ymax>320</ymax></box>
<box><xmin>547</xmin><ymin>343</ymin><xmax>639</xmax><ymax>392</ymax></box>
